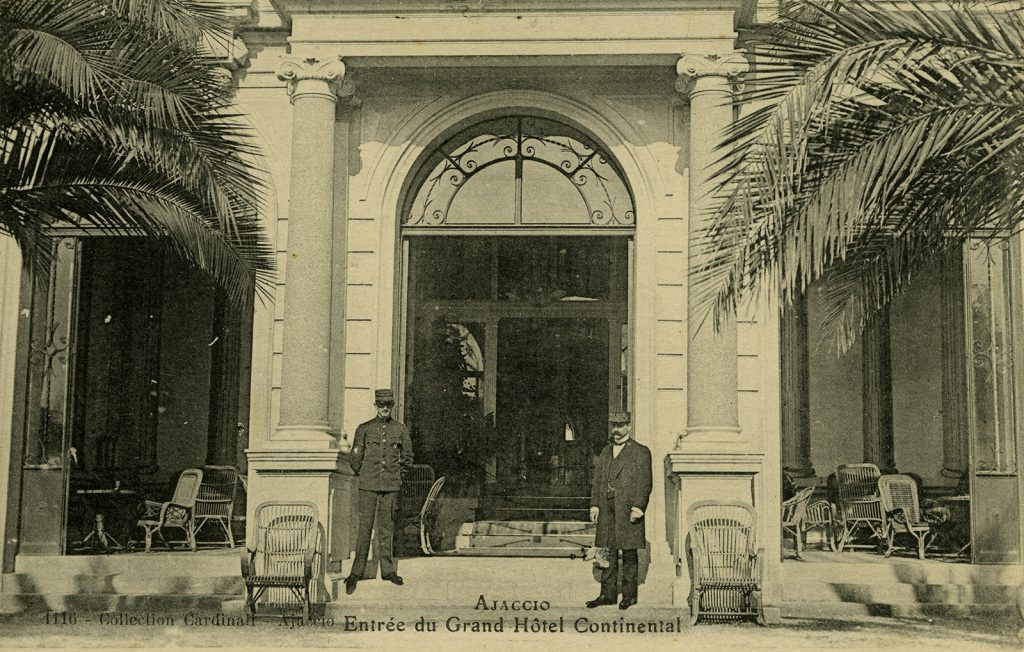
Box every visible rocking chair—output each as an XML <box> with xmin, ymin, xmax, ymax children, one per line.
<box><xmin>686</xmin><ymin>500</ymin><xmax>765</xmax><ymax>626</ymax></box>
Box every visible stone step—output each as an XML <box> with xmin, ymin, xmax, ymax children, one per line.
<box><xmin>445</xmin><ymin>547</ymin><xmax>583</xmax><ymax>558</ymax></box>
<box><xmin>782</xmin><ymin>581</ymin><xmax>1019</xmax><ymax>605</ymax></box>
<box><xmin>780</xmin><ymin>557</ymin><xmax>1023</xmax><ymax>585</ymax></box>
<box><xmin>0</xmin><ymin>593</ymin><xmax>232</xmax><ymax>615</ymax></box>
<box><xmin>455</xmin><ymin>534</ymin><xmax>594</xmax><ymax>550</ymax></box>
<box><xmin>478</xmin><ymin>495</ymin><xmax>590</xmax><ymax>506</ymax></box>
<box><xmin>461</xmin><ymin>521</ymin><xmax>595</xmax><ymax>536</ymax></box>
<box><xmin>475</xmin><ymin>507</ymin><xmax>590</xmax><ymax>520</ymax></box>
<box><xmin>13</xmin><ymin>550</ymin><xmax>239</xmax><ymax>575</ymax></box>
<box><xmin>781</xmin><ymin>600</ymin><xmax>1016</xmax><ymax>619</ymax></box>
<box><xmin>2</xmin><ymin>573</ymin><xmax>243</xmax><ymax>596</ymax></box>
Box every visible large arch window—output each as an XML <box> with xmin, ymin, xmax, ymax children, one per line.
<box><xmin>405</xmin><ymin>115</ymin><xmax>635</xmax><ymax>227</ymax></box>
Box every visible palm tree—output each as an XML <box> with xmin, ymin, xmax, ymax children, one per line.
<box><xmin>693</xmin><ymin>0</ymin><xmax>1024</xmax><ymax>350</ymax></box>
<box><xmin>0</xmin><ymin>0</ymin><xmax>273</xmax><ymax>305</ymax></box>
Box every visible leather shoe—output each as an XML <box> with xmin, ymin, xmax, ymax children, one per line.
<box><xmin>382</xmin><ymin>574</ymin><xmax>404</xmax><ymax>586</ymax></box>
<box><xmin>344</xmin><ymin>576</ymin><xmax>358</xmax><ymax>595</ymax></box>
<box><xmin>619</xmin><ymin>597</ymin><xmax>637</xmax><ymax>610</ymax></box>
<box><xmin>586</xmin><ymin>596</ymin><xmax>617</xmax><ymax>608</ymax></box>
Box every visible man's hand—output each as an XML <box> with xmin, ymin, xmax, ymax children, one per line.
<box><xmin>629</xmin><ymin>507</ymin><xmax>643</xmax><ymax>523</ymax></box>
<box><xmin>590</xmin><ymin>506</ymin><xmax>600</xmax><ymax>523</ymax></box>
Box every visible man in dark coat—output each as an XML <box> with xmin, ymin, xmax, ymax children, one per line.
<box><xmin>586</xmin><ymin>410</ymin><xmax>652</xmax><ymax>610</ymax></box>
<box><xmin>344</xmin><ymin>389</ymin><xmax>413</xmax><ymax>594</ymax></box>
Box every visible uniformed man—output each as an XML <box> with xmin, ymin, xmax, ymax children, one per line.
<box><xmin>586</xmin><ymin>410</ymin><xmax>652</xmax><ymax>610</ymax></box>
<box><xmin>344</xmin><ymin>389</ymin><xmax>413</xmax><ymax>594</ymax></box>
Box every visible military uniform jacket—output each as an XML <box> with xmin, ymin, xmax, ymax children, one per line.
<box><xmin>349</xmin><ymin>416</ymin><xmax>413</xmax><ymax>492</ymax></box>
<box><xmin>590</xmin><ymin>438</ymin><xmax>653</xmax><ymax>550</ymax></box>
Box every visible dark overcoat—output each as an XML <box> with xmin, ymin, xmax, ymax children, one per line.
<box><xmin>590</xmin><ymin>438</ymin><xmax>653</xmax><ymax>550</ymax></box>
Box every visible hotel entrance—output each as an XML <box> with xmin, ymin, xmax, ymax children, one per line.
<box><xmin>397</xmin><ymin>115</ymin><xmax>635</xmax><ymax>536</ymax></box>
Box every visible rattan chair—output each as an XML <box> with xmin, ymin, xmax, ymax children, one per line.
<box><xmin>241</xmin><ymin>501</ymin><xmax>322</xmax><ymax>620</ymax></box>
<box><xmin>803</xmin><ymin>500</ymin><xmax>837</xmax><ymax>552</ymax></box>
<box><xmin>136</xmin><ymin>468</ymin><xmax>203</xmax><ymax>552</ymax></box>
<box><xmin>781</xmin><ymin>486</ymin><xmax>815</xmax><ymax>560</ymax></box>
<box><xmin>686</xmin><ymin>500</ymin><xmax>765</xmax><ymax>626</ymax></box>
<box><xmin>194</xmin><ymin>465</ymin><xmax>239</xmax><ymax>548</ymax></box>
<box><xmin>834</xmin><ymin>463</ymin><xmax>884</xmax><ymax>552</ymax></box>
<box><xmin>878</xmin><ymin>474</ymin><xmax>934</xmax><ymax>560</ymax></box>
<box><xmin>419</xmin><ymin>476</ymin><xmax>447</xmax><ymax>555</ymax></box>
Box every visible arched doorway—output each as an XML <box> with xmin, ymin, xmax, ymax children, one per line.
<box><xmin>398</xmin><ymin>115</ymin><xmax>635</xmax><ymax>546</ymax></box>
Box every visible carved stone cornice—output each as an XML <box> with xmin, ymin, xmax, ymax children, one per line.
<box><xmin>276</xmin><ymin>56</ymin><xmax>350</xmax><ymax>103</ymax></box>
<box><xmin>675</xmin><ymin>53</ymin><xmax>748</xmax><ymax>95</ymax></box>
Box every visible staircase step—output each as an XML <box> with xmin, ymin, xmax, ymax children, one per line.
<box><xmin>782</xmin><ymin>581</ymin><xmax>1019</xmax><ymax>605</ymax></box>
<box><xmin>463</xmin><ymin>521</ymin><xmax>595</xmax><ymax>536</ymax></box>
<box><xmin>455</xmin><ymin>534</ymin><xmax>594</xmax><ymax>551</ymax></box>
<box><xmin>781</xmin><ymin>600</ymin><xmax>1015</xmax><ymax>619</ymax></box>
<box><xmin>2</xmin><ymin>573</ymin><xmax>242</xmax><ymax>596</ymax></box>
<box><xmin>0</xmin><ymin>593</ymin><xmax>232</xmax><ymax>615</ymax></box>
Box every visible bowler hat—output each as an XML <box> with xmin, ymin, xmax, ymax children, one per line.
<box><xmin>374</xmin><ymin>389</ymin><xmax>395</xmax><ymax>403</ymax></box>
<box><xmin>608</xmin><ymin>410</ymin><xmax>631</xmax><ymax>424</ymax></box>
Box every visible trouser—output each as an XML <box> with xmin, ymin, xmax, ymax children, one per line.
<box><xmin>350</xmin><ymin>489</ymin><xmax>398</xmax><ymax>579</ymax></box>
<box><xmin>598</xmin><ymin>500</ymin><xmax>639</xmax><ymax>600</ymax></box>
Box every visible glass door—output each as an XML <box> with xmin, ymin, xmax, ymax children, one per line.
<box><xmin>964</xmin><ymin>238</ymin><xmax>1023</xmax><ymax>563</ymax></box>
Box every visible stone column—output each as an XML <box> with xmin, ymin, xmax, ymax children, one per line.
<box><xmin>274</xmin><ymin>56</ymin><xmax>346</xmax><ymax>446</ymax></box>
<box><xmin>668</xmin><ymin>53</ymin><xmax>781</xmax><ymax>624</ymax></box>
<box><xmin>677</xmin><ymin>53</ymin><xmax>746</xmax><ymax>443</ymax></box>
<box><xmin>940</xmin><ymin>247</ymin><xmax>969</xmax><ymax>478</ymax></box>
<box><xmin>862</xmin><ymin>305</ymin><xmax>896</xmax><ymax>472</ymax></box>
<box><xmin>244</xmin><ymin>57</ymin><xmax>355</xmax><ymax>580</ymax></box>
<box><xmin>780</xmin><ymin>291</ymin><xmax>814</xmax><ymax>477</ymax></box>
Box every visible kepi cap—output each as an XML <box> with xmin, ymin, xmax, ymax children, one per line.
<box><xmin>374</xmin><ymin>389</ymin><xmax>395</xmax><ymax>403</ymax></box>
<box><xmin>608</xmin><ymin>410</ymin><xmax>631</xmax><ymax>424</ymax></box>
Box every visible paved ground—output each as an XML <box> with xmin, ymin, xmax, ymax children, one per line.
<box><xmin>0</xmin><ymin>608</ymin><xmax>1019</xmax><ymax>651</ymax></box>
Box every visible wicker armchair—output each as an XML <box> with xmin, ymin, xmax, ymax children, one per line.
<box><xmin>781</xmin><ymin>486</ymin><xmax>815</xmax><ymax>560</ymax></box>
<box><xmin>803</xmin><ymin>500</ymin><xmax>837</xmax><ymax>552</ymax></box>
<box><xmin>686</xmin><ymin>500</ymin><xmax>765</xmax><ymax>626</ymax></box>
<box><xmin>136</xmin><ymin>468</ymin><xmax>203</xmax><ymax>552</ymax></box>
<box><xmin>194</xmin><ymin>465</ymin><xmax>239</xmax><ymax>548</ymax></box>
<box><xmin>834</xmin><ymin>463</ymin><xmax>884</xmax><ymax>552</ymax></box>
<box><xmin>241</xmin><ymin>501</ymin><xmax>322</xmax><ymax>620</ymax></box>
<box><xmin>878</xmin><ymin>474</ymin><xmax>934</xmax><ymax>560</ymax></box>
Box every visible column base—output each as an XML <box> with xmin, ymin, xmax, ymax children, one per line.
<box><xmin>784</xmin><ymin>465</ymin><xmax>816</xmax><ymax>479</ymax></box>
<box><xmin>245</xmin><ymin>448</ymin><xmax>357</xmax><ymax>587</ymax></box>
<box><xmin>677</xmin><ymin>425</ymin><xmax>744</xmax><ymax>448</ymax></box>
<box><xmin>941</xmin><ymin>466</ymin><xmax>967</xmax><ymax>479</ymax></box>
<box><xmin>273</xmin><ymin>424</ymin><xmax>346</xmax><ymax>450</ymax></box>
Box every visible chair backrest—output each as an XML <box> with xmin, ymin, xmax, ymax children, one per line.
<box><xmin>400</xmin><ymin>464</ymin><xmax>436</xmax><ymax>518</ymax></box>
<box><xmin>804</xmin><ymin>500</ymin><xmax>832</xmax><ymax>526</ymax></box>
<box><xmin>419</xmin><ymin>476</ymin><xmax>446</xmax><ymax>520</ymax></box>
<box><xmin>252</xmin><ymin>501</ymin><xmax>319</xmax><ymax>576</ymax></box>
<box><xmin>196</xmin><ymin>465</ymin><xmax>239</xmax><ymax>517</ymax></box>
<box><xmin>836</xmin><ymin>463</ymin><xmax>881</xmax><ymax>503</ymax></box>
<box><xmin>878</xmin><ymin>474</ymin><xmax>923</xmax><ymax>524</ymax></box>
<box><xmin>170</xmin><ymin>469</ymin><xmax>204</xmax><ymax>508</ymax></box>
<box><xmin>782</xmin><ymin>486</ymin><xmax>815</xmax><ymax>526</ymax></box>
<box><xmin>687</xmin><ymin>500</ymin><xmax>757</xmax><ymax>582</ymax></box>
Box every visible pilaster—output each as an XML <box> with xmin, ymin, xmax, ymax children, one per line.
<box><xmin>862</xmin><ymin>305</ymin><xmax>897</xmax><ymax>473</ymax></box>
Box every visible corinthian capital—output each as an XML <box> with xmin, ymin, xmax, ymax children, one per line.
<box><xmin>276</xmin><ymin>56</ymin><xmax>349</xmax><ymax>101</ymax></box>
<box><xmin>675</xmin><ymin>53</ymin><xmax>748</xmax><ymax>95</ymax></box>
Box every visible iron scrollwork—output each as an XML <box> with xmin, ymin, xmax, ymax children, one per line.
<box><xmin>406</xmin><ymin>115</ymin><xmax>635</xmax><ymax>227</ymax></box>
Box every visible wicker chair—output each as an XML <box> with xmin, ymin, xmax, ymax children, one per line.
<box><xmin>834</xmin><ymin>463</ymin><xmax>884</xmax><ymax>552</ymax></box>
<box><xmin>878</xmin><ymin>474</ymin><xmax>934</xmax><ymax>560</ymax></box>
<box><xmin>419</xmin><ymin>476</ymin><xmax>447</xmax><ymax>555</ymax></box>
<box><xmin>136</xmin><ymin>468</ymin><xmax>203</xmax><ymax>552</ymax></box>
<box><xmin>803</xmin><ymin>500</ymin><xmax>837</xmax><ymax>552</ymax></box>
<box><xmin>241</xmin><ymin>501</ymin><xmax>322</xmax><ymax>620</ymax></box>
<box><xmin>781</xmin><ymin>486</ymin><xmax>815</xmax><ymax>560</ymax></box>
<box><xmin>194</xmin><ymin>465</ymin><xmax>239</xmax><ymax>548</ymax></box>
<box><xmin>686</xmin><ymin>500</ymin><xmax>765</xmax><ymax>626</ymax></box>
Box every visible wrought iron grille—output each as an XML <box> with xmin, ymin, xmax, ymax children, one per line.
<box><xmin>405</xmin><ymin>115</ymin><xmax>635</xmax><ymax>227</ymax></box>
